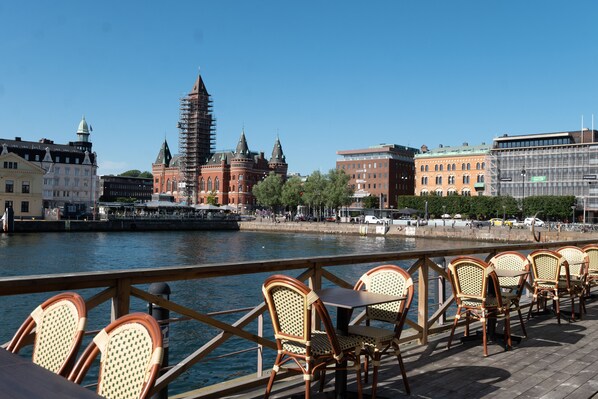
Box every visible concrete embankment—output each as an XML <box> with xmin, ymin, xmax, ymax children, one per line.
<box><xmin>239</xmin><ymin>220</ymin><xmax>597</xmax><ymax>243</ymax></box>
<box><xmin>12</xmin><ymin>219</ymin><xmax>239</xmax><ymax>233</ymax></box>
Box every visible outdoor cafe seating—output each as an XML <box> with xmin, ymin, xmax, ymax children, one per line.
<box><xmin>488</xmin><ymin>251</ymin><xmax>530</xmax><ymax>337</ymax></box>
<box><xmin>447</xmin><ymin>256</ymin><xmax>512</xmax><ymax>356</ymax></box>
<box><xmin>262</xmin><ymin>275</ymin><xmax>364</xmax><ymax>399</ymax></box>
<box><xmin>557</xmin><ymin>246</ymin><xmax>588</xmax><ymax>317</ymax></box>
<box><xmin>7</xmin><ymin>292</ymin><xmax>87</xmax><ymax>377</ymax></box>
<box><xmin>348</xmin><ymin>265</ymin><xmax>414</xmax><ymax>397</ymax></box>
<box><xmin>68</xmin><ymin>312</ymin><xmax>163</xmax><ymax>399</ymax></box>
<box><xmin>583</xmin><ymin>243</ymin><xmax>598</xmax><ymax>293</ymax></box>
<box><xmin>527</xmin><ymin>249</ymin><xmax>574</xmax><ymax>324</ymax></box>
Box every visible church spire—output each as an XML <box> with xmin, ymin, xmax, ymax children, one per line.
<box><xmin>234</xmin><ymin>129</ymin><xmax>251</xmax><ymax>159</ymax></box>
<box><xmin>269</xmin><ymin>136</ymin><xmax>286</xmax><ymax>164</ymax></box>
<box><xmin>155</xmin><ymin>139</ymin><xmax>172</xmax><ymax>167</ymax></box>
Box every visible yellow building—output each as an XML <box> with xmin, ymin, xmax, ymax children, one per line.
<box><xmin>0</xmin><ymin>152</ymin><xmax>44</xmax><ymax>218</ymax></box>
<box><xmin>414</xmin><ymin>143</ymin><xmax>491</xmax><ymax>196</ymax></box>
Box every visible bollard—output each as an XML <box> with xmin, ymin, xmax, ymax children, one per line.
<box><xmin>149</xmin><ymin>282</ymin><xmax>171</xmax><ymax>399</ymax></box>
<box><xmin>2</xmin><ymin>207</ymin><xmax>14</xmax><ymax>233</ymax></box>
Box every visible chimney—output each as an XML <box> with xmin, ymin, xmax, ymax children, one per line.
<box><xmin>463</xmin><ymin>142</ymin><xmax>468</xmax><ymax>146</ymax></box>
<box><xmin>15</xmin><ymin>137</ymin><xmax>21</xmax><ymax>141</ymax></box>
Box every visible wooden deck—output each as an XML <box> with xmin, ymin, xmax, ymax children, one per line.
<box><xmin>236</xmin><ymin>294</ymin><xmax>598</xmax><ymax>399</ymax></box>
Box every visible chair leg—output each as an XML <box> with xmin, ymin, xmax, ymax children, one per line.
<box><xmin>482</xmin><ymin>317</ymin><xmax>488</xmax><ymax>357</ymax></box>
<box><xmin>504</xmin><ymin>311</ymin><xmax>512</xmax><ymax>350</ymax></box>
<box><xmin>555</xmin><ymin>295</ymin><xmax>561</xmax><ymax>324</ymax></box>
<box><xmin>394</xmin><ymin>344</ymin><xmax>411</xmax><ymax>395</ymax></box>
<box><xmin>371</xmin><ymin>351</ymin><xmax>380</xmax><ymax>399</ymax></box>
<box><xmin>527</xmin><ymin>292</ymin><xmax>537</xmax><ymax>320</ymax></box>
<box><xmin>363</xmin><ymin>353</ymin><xmax>369</xmax><ymax>384</ymax></box>
<box><xmin>318</xmin><ymin>369</ymin><xmax>326</xmax><ymax>392</ymax></box>
<box><xmin>516</xmin><ymin>307</ymin><xmax>527</xmax><ymax>337</ymax></box>
<box><xmin>447</xmin><ymin>309</ymin><xmax>460</xmax><ymax>349</ymax></box>
<box><xmin>354</xmin><ymin>355</ymin><xmax>363</xmax><ymax>399</ymax></box>
<box><xmin>305</xmin><ymin>376</ymin><xmax>311</xmax><ymax>399</ymax></box>
<box><xmin>264</xmin><ymin>354</ymin><xmax>282</xmax><ymax>399</ymax></box>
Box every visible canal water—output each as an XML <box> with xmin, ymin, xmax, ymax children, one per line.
<box><xmin>0</xmin><ymin>230</ymin><xmax>492</xmax><ymax>394</ymax></box>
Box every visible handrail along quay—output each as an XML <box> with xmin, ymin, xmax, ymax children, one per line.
<box><xmin>0</xmin><ymin>239</ymin><xmax>595</xmax><ymax>398</ymax></box>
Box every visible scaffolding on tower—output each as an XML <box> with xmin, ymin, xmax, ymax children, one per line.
<box><xmin>178</xmin><ymin>76</ymin><xmax>216</xmax><ymax>204</ymax></box>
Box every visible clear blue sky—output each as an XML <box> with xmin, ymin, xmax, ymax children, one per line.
<box><xmin>1</xmin><ymin>1</ymin><xmax>598</xmax><ymax>176</ymax></box>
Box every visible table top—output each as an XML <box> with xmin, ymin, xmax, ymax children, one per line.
<box><xmin>315</xmin><ymin>286</ymin><xmax>405</xmax><ymax>309</ymax></box>
<box><xmin>495</xmin><ymin>269</ymin><xmax>530</xmax><ymax>278</ymax></box>
<box><xmin>0</xmin><ymin>349</ymin><xmax>101</xmax><ymax>399</ymax></box>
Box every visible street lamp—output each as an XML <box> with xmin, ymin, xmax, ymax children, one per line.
<box><xmin>237</xmin><ymin>178</ymin><xmax>241</xmax><ymax>214</ymax></box>
<box><xmin>502</xmin><ymin>205</ymin><xmax>506</xmax><ymax>221</ymax></box>
<box><xmin>521</xmin><ymin>168</ymin><xmax>526</xmax><ymax>217</ymax></box>
<box><xmin>571</xmin><ymin>205</ymin><xmax>576</xmax><ymax>224</ymax></box>
<box><xmin>442</xmin><ymin>205</ymin><xmax>446</xmax><ymax>226</ymax></box>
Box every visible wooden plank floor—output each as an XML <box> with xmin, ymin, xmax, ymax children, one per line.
<box><xmin>234</xmin><ymin>293</ymin><xmax>598</xmax><ymax>399</ymax></box>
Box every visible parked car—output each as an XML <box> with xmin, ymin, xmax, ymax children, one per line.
<box><xmin>364</xmin><ymin>215</ymin><xmax>390</xmax><ymax>224</ymax></box>
<box><xmin>466</xmin><ymin>220</ymin><xmax>491</xmax><ymax>228</ymax></box>
<box><xmin>453</xmin><ymin>214</ymin><xmax>462</xmax><ymax>219</ymax></box>
<box><xmin>489</xmin><ymin>218</ymin><xmax>504</xmax><ymax>226</ymax></box>
<box><xmin>524</xmin><ymin>217</ymin><xmax>544</xmax><ymax>227</ymax></box>
<box><xmin>441</xmin><ymin>213</ymin><xmax>451</xmax><ymax>219</ymax></box>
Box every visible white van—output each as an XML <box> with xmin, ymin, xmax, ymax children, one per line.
<box><xmin>364</xmin><ymin>215</ymin><xmax>389</xmax><ymax>224</ymax></box>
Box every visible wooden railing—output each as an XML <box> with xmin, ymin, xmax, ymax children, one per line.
<box><xmin>0</xmin><ymin>238</ymin><xmax>595</xmax><ymax>398</ymax></box>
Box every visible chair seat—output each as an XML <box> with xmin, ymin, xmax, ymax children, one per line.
<box><xmin>282</xmin><ymin>330</ymin><xmax>361</xmax><ymax>356</ymax></box>
<box><xmin>461</xmin><ymin>295</ymin><xmax>501</xmax><ymax>308</ymax></box>
<box><xmin>348</xmin><ymin>325</ymin><xmax>394</xmax><ymax>348</ymax></box>
<box><xmin>536</xmin><ymin>281</ymin><xmax>570</xmax><ymax>290</ymax></box>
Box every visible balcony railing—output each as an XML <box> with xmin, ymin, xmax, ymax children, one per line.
<box><xmin>0</xmin><ymin>238</ymin><xmax>595</xmax><ymax>398</ymax></box>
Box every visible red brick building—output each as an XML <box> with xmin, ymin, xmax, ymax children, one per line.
<box><xmin>336</xmin><ymin>144</ymin><xmax>418</xmax><ymax>209</ymax></box>
<box><xmin>152</xmin><ymin>74</ymin><xmax>287</xmax><ymax>210</ymax></box>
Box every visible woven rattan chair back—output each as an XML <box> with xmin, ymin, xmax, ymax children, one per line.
<box><xmin>68</xmin><ymin>313</ymin><xmax>163</xmax><ymax>399</ymax></box>
<box><xmin>557</xmin><ymin>246</ymin><xmax>589</xmax><ymax>278</ymax></box>
<box><xmin>354</xmin><ymin>265</ymin><xmax>413</xmax><ymax>325</ymax></box>
<box><xmin>583</xmin><ymin>244</ymin><xmax>598</xmax><ymax>274</ymax></box>
<box><xmin>7</xmin><ymin>292</ymin><xmax>87</xmax><ymax>377</ymax></box>
<box><xmin>262</xmin><ymin>274</ymin><xmax>340</xmax><ymax>356</ymax></box>
<box><xmin>528</xmin><ymin>250</ymin><xmax>566</xmax><ymax>285</ymax></box>
<box><xmin>448</xmin><ymin>257</ymin><xmax>497</xmax><ymax>306</ymax></box>
<box><xmin>489</xmin><ymin>251</ymin><xmax>529</xmax><ymax>291</ymax></box>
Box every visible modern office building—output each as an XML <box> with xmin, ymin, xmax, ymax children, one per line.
<box><xmin>336</xmin><ymin>144</ymin><xmax>419</xmax><ymax>209</ymax></box>
<box><xmin>152</xmin><ymin>73</ymin><xmax>288</xmax><ymax>210</ymax></box>
<box><xmin>488</xmin><ymin>129</ymin><xmax>598</xmax><ymax>221</ymax></box>
<box><xmin>0</xmin><ymin>117</ymin><xmax>99</xmax><ymax>216</ymax></box>
<box><xmin>99</xmin><ymin>175</ymin><xmax>153</xmax><ymax>202</ymax></box>
<box><xmin>414</xmin><ymin>142</ymin><xmax>491</xmax><ymax>196</ymax></box>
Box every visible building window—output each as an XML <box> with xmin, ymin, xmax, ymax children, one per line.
<box><xmin>463</xmin><ymin>175</ymin><xmax>470</xmax><ymax>184</ymax></box>
<box><xmin>425</xmin><ymin>165</ymin><xmax>429</xmax><ymax>172</ymax></box>
<box><xmin>482</xmin><ymin>162</ymin><xmax>485</xmax><ymax>169</ymax></box>
<box><xmin>21</xmin><ymin>181</ymin><xmax>30</xmax><ymax>194</ymax></box>
<box><xmin>56</xmin><ymin>156</ymin><xmax>60</xmax><ymax>162</ymax></box>
<box><xmin>5</xmin><ymin>180</ymin><xmax>14</xmax><ymax>193</ymax></box>
<box><xmin>5</xmin><ymin>200</ymin><xmax>13</xmax><ymax>210</ymax></box>
<box><xmin>215</xmin><ymin>177</ymin><xmax>220</xmax><ymax>191</ymax></box>
<box><xmin>477</xmin><ymin>175</ymin><xmax>485</xmax><ymax>183</ymax></box>
<box><xmin>435</xmin><ymin>176</ymin><xmax>442</xmax><ymax>185</ymax></box>
<box><xmin>207</xmin><ymin>177</ymin><xmax>212</xmax><ymax>191</ymax></box>
<box><xmin>467</xmin><ymin>163</ymin><xmax>471</xmax><ymax>170</ymax></box>
<box><xmin>439</xmin><ymin>164</ymin><xmax>443</xmax><ymax>171</ymax></box>
<box><xmin>199</xmin><ymin>178</ymin><xmax>205</xmax><ymax>191</ymax></box>
<box><xmin>21</xmin><ymin>201</ymin><xmax>29</xmax><ymax>213</ymax></box>
<box><xmin>448</xmin><ymin>175</ymin><xmax>455</xmax><ymax>184</ymax></box>
<box><xmin>434</xmin><ymin>165</ymin><xmax>438</xmax><ymax>172</ymax></box>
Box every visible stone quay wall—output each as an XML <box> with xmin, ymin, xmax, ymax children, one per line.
<box><xmin>239</xmin><ymin>220</ymin><xmax>596</xmax><ymax>243</ymax></box>
<box><xmin>13</xmin><ymin>219</ymin><xmax>239</xmax><ymax>233</ymax></box>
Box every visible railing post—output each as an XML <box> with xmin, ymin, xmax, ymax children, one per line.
<box><xmin>431</xmin><ymin>257</ymin><xmax>447</xmax><ymax>325</ymax></box>
<box><xmin>257</xmin><ymin>314</ymin><xmax>264</xmax><ymax>378</ymax></box>
<box><xmin>418</xmin><ymin>257</ymin><xmax>429</xmax><ymax>345</ymax></box>
<box><xmin>111</xmin><ymin>278</ymin><xmax>131</xmax><ymax>321</ymax></box>
<box><xmin>309</xmin><ymin>262</ymin><xmax>323</xmax><ymax>330</ymax></box>
<box><xmin>149</xmin><ymin>282</ymin><xmax>171</xmax><ymax>399</ymax></box>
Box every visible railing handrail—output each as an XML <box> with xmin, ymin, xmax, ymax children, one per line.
<box><xmin>0</xmin><ymin>239</ymin><xmax>593</xmax><ymax>296</ymax></box>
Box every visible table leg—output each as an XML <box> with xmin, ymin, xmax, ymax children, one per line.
<box><xmin>334</xmin><ymin>308</ymin><xmax>350</xmax><ymax>399</ymax></box>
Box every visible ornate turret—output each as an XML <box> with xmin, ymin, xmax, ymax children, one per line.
<box><xmin>74</xmin><ymin>116</ymin><xmax>93</xmax><ymax>152</ymax></box>
<box><xmin>155</xmin><ymin>139</ymin><xmax>172</xmax><ymax>167</ymax></box>
<box><xmin>269</xmin><ymin>136</ymin><xmax>286</xmax><ymax>164</ymax></box>
<box><xmin>233</xmin><ymin>130</ymin><xmax>252</xmax><ymax>160</ymax></box>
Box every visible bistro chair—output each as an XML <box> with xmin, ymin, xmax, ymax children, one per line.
<box><xmin>557</xmin><ymin>246</ymin><xmax>588</xmax><ymax>317</ymax></box>
<box><xmin>527</xmin><ymin>250</ymin><xmax>574</xmax><ymax>324</ymax></box>
<box><xmin>447</xmin><ymin>257</ymin><xmax>512</xmax><ymax>357</ymax></box>
<box><xmin>348</xmin><ymin>265</ymin><xmax>413</xmax><ymax>397</ymax></box>
<box><xmin>68</xmin><ymin>313</ymin><xmax>163</xmax><ymax>399</ymax></box>
<box><xmin>262</xmin><ymin>275</ymin><xmax>363</xmax><ymax>399</ymax></box>
<box><xmin>7</xmin><ymin>292</ymin><xmax>87</xmax><ymax>377</ymax></box>
<box><xmin>582</xmin><ymin>244</ymin><xmax>598</xmax><ymax>294</ymax></box>
<box><xmin>488</xmin><ymin>251</ymin><xmax>530</xmax><ymax>337</ymax></box>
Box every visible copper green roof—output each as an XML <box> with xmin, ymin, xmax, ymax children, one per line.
<box><xmin>415</xmin><ymin>143</ymin><xmax>491</xmax><ymax>158</ymax></box>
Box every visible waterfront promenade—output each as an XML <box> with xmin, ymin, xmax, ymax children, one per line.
<box><xmin>232</xmin><ymin>294</ymin><xmax>598</xmax><ymax>399</ymax></box>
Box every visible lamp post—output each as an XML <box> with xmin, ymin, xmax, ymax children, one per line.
<box><xmin>571</xmin><ymin>205</ymin><xmax>576</xmax><ymax>224</ymax></box>
<box><xmin>442</xmin><ymin>205</ymin><xmax>446</xmax><ymax>226</ymax></box>
<box><xmin>237</xmin><ymin>179</ymin><xmax>240</xmax><ymax>214</ymax></box>
<box><xmin>521</xmin><ymin>168</ymin><xmax>526</xmax><ymax>218</ymax></box>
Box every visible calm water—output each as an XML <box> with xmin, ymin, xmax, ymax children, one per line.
<box><xmin>0</xmin><ymin>230</ymin><xmax>491</xmax><ymax>393</ymax></box>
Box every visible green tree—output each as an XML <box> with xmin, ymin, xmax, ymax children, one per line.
<box><xmin>281</xmin><ymin>175</ymin><xmax>303</xmax><ymax>213</ymax></box>
<box><xmin>325</xmin><ymin>169</ymin><xmax>354</xmax><ymax>212</ymax></box>
<box><xmin>302</xmin><ymin>171</ymin><xmax>328</xmax><ymax>219</ymax></box>
<box><xmin>139</xmin><ymin>171</ymin><xmax>153</xmax><ymax>178</ymax></box>
<box><xmin>206</xmin><ymin>191</ymin><xmax>219</xmax><ymax>206</ymax></box>
<box><xmin>119</xmin><ymin>170</ymin><xmax>142</xmax><ymax>177</ymax></box>
<box><xmin>253</xmin><ymin>173</ymin><xmax>283</xmax><ymax>210</ymax></box>
<box><xmin>362</xmin><ymin>195</ymin><xmax>379</xmax><ymax>209</ymax></box>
